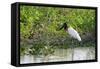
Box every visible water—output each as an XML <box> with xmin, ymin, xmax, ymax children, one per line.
<box><xmin>20</xmin><ymin>47</ymin><xmax>95</xmax><ymax>64</ymax></box>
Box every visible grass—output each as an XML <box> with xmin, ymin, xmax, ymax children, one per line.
<box><xmin>20</xmin><ymin>39</ymin><xmax>95</xmax><ymax>56</ymax></box>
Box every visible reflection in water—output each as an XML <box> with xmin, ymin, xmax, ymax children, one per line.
<box><xmin>20</xmin><ymin>47</ymin><xmax>95</xmax><ymax>64</ymax></box>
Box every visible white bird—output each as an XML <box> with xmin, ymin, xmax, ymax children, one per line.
<box><xmin>68</xmin><ymin>27</ymin><xmax>81</xmax><ymax>41</ymax></box>
<box><xmin>59</xmin><ymin>23</ymin><xmax>81</xmax><ymax>41</ymax></box>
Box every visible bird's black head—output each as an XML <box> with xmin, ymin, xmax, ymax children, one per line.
<box><xmin>59</xmin><ymin>22</ymin><xmax>68</xmax><ymax>30</ymax></box>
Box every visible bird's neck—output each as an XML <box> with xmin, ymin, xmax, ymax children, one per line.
<box><xmin>64</xmin><ymin>28</ymin><xmax>68</xmax><ymax>31</ymax></box>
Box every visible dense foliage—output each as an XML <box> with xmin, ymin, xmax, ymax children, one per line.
<box><xmin>20</xmin><ymin>6</ymin><xmax>96</xmax><ymax>56</ymax></box>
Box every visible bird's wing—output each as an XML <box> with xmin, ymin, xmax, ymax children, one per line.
<box><xmin>68</xmin><ymin>27</ymin><xmax>81</xmax><ymax>41</ymax></box>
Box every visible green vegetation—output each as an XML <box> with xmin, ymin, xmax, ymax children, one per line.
<box><xmin>20</xmin><ymin>6</ymin><xmax>96</xmax><ymax>56</ymax></box>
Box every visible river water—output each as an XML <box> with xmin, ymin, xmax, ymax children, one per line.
<box><xmin>20</xmin><ymin>47</ymin><xmax>95</xmax><ymax>64</ymax></box>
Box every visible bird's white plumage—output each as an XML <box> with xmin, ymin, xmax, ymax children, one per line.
<box><xmin>67</xmin><ymin>27</ymin><xmax>81</xmax><ymax>41</ymax></box>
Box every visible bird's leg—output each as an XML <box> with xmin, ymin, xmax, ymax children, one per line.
<box><xmin>71</xmin><ymin>39</ymin><xmax>74</xmax><ymax>61</ymax></box>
